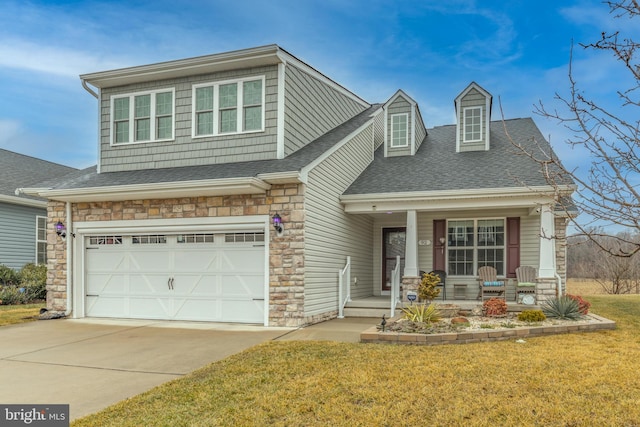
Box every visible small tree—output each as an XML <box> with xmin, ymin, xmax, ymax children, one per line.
<box><xmin>418</xmin><ymin>272</ymin><xmax>441</xmax><ymax>302</ymax></box>
<box><xmin>508</xmin><ymin>1</ymin><xmax>640</xmax><ymax>258</ymax></box>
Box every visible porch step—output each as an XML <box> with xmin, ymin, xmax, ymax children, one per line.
<box><xmin>343</xmin><ymin>307</ymin><xmax>392</xmax><ymax>318</ymax></box>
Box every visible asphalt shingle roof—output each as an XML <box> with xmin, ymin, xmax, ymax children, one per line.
<box><xmin>343</xmin><ymin>117</ymin><xmax>568</xmax><ymax>195</ymax></box>
<box><xmin>0</xmin><ymin>149</ymin><xmax>76</xmax><ymax>201</ymax></box>
<box><xmin>47</xmin><ymin>104</ymin><xmax>382</xmax><ymax>190</ymax></box>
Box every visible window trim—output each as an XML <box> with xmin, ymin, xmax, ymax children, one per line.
<box><xmin>191</xmin><ymin>75</ymin><xmax>266</xmax><ymax>138</ymax></box>
<box><xmin>462</xmin><ymin>106</ymin><xmax>483</xmax><ymax>143</ymax></box>
<box><xmin>109</xmin><ymin>88</ymin><xmax>176</xmax><ymax>146</ymax></box>
<box><xmin>35</xmin><ymin>216</ymin><xmax>47</xmax><ymax>265</ymax></box>
<box><xmin>446</xmin><ymin>218</ymin><xmax>506</xmax><ymax>277</ymax></box>
<box><xmin>390</xmin><ymin>113</ymin><xmax>409</xmax><ymax>148</ymax></box>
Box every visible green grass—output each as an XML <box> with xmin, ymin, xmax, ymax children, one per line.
<box><xmin>72</xmin><ymin>295</ymin><xmax>640</xmax><ymax>427</ymax></box>
<box><xmin>0</xmin><ymin>303</ymin><xmax>45</xmax><ymax>327</ymax></box>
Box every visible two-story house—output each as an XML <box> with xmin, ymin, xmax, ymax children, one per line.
<box><xmin>21</xmin><ymin>45</ymin><xmax>575</xmax><ymax>327</ymax></box>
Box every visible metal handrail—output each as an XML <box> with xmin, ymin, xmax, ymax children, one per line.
<box><xmin>390</xmin><ymin>255</ymin><xmax>401</xmax><ymax>317</ymax></box>
<box><xmin>338</xmin><ymin>256</ymin><xmax>351</xmax><ymax>318</ymax></box>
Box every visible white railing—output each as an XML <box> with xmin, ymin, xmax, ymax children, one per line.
<box><xmin>390</xmin><ymin>255</ymin><xmax>401</xmax><ymax>318</ymax></box>
<box><xmin>338</xmin><ymin>256</ymin><xmax>351</xmax><ymax>318</ymax></box>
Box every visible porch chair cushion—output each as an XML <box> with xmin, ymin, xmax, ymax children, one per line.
<box><xmin>483</xmin><ymin>281</ymin><xmax>504</xmax><ymax>287</ymax></box>
<box><xmin>517</xmin><ymin>282</ymin><xmax>536</xmax><ymax>287</ymax></box>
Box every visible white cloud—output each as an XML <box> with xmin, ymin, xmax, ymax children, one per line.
<box><xmin>0</xmin><ymin>119</ymin><xmax>21</xmax><ymax>145</ymax></box>
<box><xmin>0</xmin><ymin>39</ymin><xmax>124</xmax><ymax>78</ymax></box>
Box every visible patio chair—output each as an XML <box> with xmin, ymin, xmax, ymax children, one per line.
<box><xmin>515</xmin><ymin>265</ymin><xmax>537</xmax><ymax>304</ymax></box>
<box><xmin>477</xmin><ymin>266</ymin><xmax>505</xmax><ymax>301</ymax></box>
<box><xmin>428</xmin><ymin>270</ymin><xmax>447</xmax><ymax>300</ymax></box>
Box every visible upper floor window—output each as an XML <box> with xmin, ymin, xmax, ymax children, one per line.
<box><xmin>463</xmin><ymin>107</ymin><xmax>482</xmax><ymax>142</ymax></box>
<box><xmin>111</xmin><ymin>89</ymin><xmax>175</xmax><ymax>145</ymax></box>
<box><xmin>193</xmin><ymin>76</ymin><xmax>265</xmax><ymax>138</ymax></box>
<box><xmin>390</xmin><ymin>113</ymin><xmax>408</xmax><ymax>147</ymax></box>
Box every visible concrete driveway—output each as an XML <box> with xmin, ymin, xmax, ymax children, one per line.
<box><xmin>0</xmin><ymin>318</ymin><xmax>288</xmax><ymax>420</ymax></box>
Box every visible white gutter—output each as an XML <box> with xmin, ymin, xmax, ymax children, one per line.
<box><xmin>3</xmin><ymin>192</ymin><xmax>47</xmax><ymax>208</ymax></box>
<box><xmin>341</xmin><ymin>185</ymin><xmax>575</xmax><ymax>204</ymax></box>
<box><xmin>20</xmin><ymin>177</ymin><xmax>271</xmax><ymax>203</ymax></box>
<box><xmin>65</xmin><ymin>201</ymin><xmax>72</xmax><ymax>316</ymax></box>
<box><xmin>81</xmin><ymin>79</ymin><xmax>98</xmax><ymax>99</ymax></box>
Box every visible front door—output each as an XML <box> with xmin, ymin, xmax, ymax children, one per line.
<box><xmin>382</xmin><ymin>227</ymin><xmax>406</xmax><ymax>292</ymax></box>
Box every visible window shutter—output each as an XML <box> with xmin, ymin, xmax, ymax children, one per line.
<box><xmin>506</xmin><ymin>217</ymin><xmax>520</xmax><ymax>278</ymax></box>
<box><xmin>433</xmin><ymin>219</ymin><xmax>446</xmax><ymax>271</ymax></box>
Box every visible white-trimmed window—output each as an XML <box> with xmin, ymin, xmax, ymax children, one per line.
<box><xmin>447</xmin><ymin>219</ymin><xmax>505</xmax><ymax>276</ymax></box>
<box><xmin>36</xmin><ymin>216</ymin><xmax>46</xmax><ymax>265</ymax></box>
<box><xmin>390</xmin><ymin>113</ymin><xmax>408</xmax><ymax>147</ymax></box>
<box><xmin>192</xmin><ymin>76</ymin><xmax>265</xmax><ymax>137</ymax></box>
<box><xmin>111</xmin><ymin>88</ymin><xmax>175</xmax><ymax>144</ymax></box>
<box><xmin>463</xmin><ymin>106</ymin><xmax>482</xmax><ymax>142</ymax></box>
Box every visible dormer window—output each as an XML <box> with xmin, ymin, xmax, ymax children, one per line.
<box><xmin>391</xmin><ymin>113</ymin><xmax>408</xmax><ymax>147</ymax></box>
<box><xmin>193</xmin><ymin>76</ymin><xmax>265</xmax><ymax>137</ymax></box>
<box><xmin>111</xmin><ymin>89</ymin><xmax>175</xmax><ymax>145</ymax></box>
<box><xmin>463</xmin><ymin>106</ymin><xmax>482</xmax><ymax>142</ymax></box>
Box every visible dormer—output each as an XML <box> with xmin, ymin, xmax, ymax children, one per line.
<box><xmin>383</xmin><ymin>90</ymin><xmax>426</xmax><ymax>157</ymax></box>
<box><xmin>455</xmin><ymin>82</ymin><xmax>492</xmax><ymax>152</ymax></box>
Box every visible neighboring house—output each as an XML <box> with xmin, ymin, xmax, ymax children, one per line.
<box><xmin>0</xmin><ymin>149</ymin><xmax>76</xmax><ymax>270</ymax></box>
<box><xmin>21</xmin><ymin>45</ymin><xmax>575</xmax><ymax>326</ymax></box>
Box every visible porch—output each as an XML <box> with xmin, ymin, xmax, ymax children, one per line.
<box><xmin>342</xmin><ymin>295</ymin><xmax>540</xmax><ymax>318</ymax></box>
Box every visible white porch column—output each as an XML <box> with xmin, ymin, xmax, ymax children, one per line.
<box><xmin>404</xmin><ymin>210</ymin><xmax>419</xmax><ymax>277</ymax></box>
<box><xmin>539</xmin><ymin>204</ymin><xmax>556</xmax><ymax>278</ymax></box>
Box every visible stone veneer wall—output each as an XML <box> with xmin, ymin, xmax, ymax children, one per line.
<box><xmin>45</xmin><ymin>183</ymin><xmax>306</xmax><ymax>327</ymax></box>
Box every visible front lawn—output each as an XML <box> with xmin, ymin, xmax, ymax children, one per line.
<box><xmin>0</xmin><ymin>303</ymin><xmax>45</xmax><ymax>327</ymax></box>
<box><xmin>72</xmin><ymin>295</ymin><xmax>640</xmax><ymax>426</ymax></box>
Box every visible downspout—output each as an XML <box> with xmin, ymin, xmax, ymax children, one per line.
<box><xmin>65</xmin><ymin>201</ymin><xmax>73</xmax><ymax>316</ymax></box>
<box><xmin>81</xmin><ymin>79</ymin><xmax>98</xmax><ymax>99</ymax></box>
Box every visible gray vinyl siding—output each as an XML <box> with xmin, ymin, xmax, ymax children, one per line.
<box><xmin>283</xmin><ymin>64</ymin><xmax>367</xmax><ymax>157</ymax></box>
<box><xmin>0</xmin><ymin>202</ymin><xmax>43</xmax><ymax>269</ymax></box>
<box><xmin>415</xmin><ymin>108</ymin><xmax>427</xmax><ymax>151</ymax></box>
<box><xmin>99</xmin><ymin>65</ymin><xmax>279</xmax><ymax>172</ymax></box>
<box><xmin>458</xmin><ymin>87</ymin><xmax>488</xmax><ymax>153</ymax></box>
<box><xmin>386</xmin><ymin>97</ymin><xmax>412</xmax><ymax>157</ymax></box>
<box><xmin>373</xmin><ymin>111</ymin><xmax>384</xmax><ymax>150</ymax></box>
<box><xmin>304</xmin><ymin>124</ymin><xmax>375</xmax><ymax>317</ymax></box>
<box><xmin>371</xmin><ymin>209</ymin><xmax>540</xmax><ymax>298</ymax></box>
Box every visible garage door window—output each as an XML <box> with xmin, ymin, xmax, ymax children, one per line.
<box><xmin>132</xmin><ymin>235</ymin><xmax>167</xmax><ymax>244</ymax></box>
<box><xmin>177</xmin><ymin>233</ymin><xmax>215</xmax><ymax>243</ymax></box>
<box><xmin>89</xmin><ymin>236</ymin><xmax>123</xmax><ymax>245</ymax></box>
<box><xmin>225</xmin><ymin>232</ymin><xmax>265</xmax><ymax>243</ymax></box>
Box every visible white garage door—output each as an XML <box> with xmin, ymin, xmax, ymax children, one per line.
<box><xmin>84</xmin><ymin>232</ymin><xmax>265</xmax><ymax>323</ymax></box>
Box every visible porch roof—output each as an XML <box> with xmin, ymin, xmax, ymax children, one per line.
<box><xmin>342</xmin><ymin>117</ymin><xmax>573</xmax><ymax>196</ymax></box>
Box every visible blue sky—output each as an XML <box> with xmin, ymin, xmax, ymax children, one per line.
<box><xmin>0</xmin><ymin>0</ymin><xmax>635</xmax><ymax>173</ymax></box>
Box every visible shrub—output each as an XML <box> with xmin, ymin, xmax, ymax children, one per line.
<box><xmin>19</xmin><ymin>263</ymin><xmax>47</xmax><ymax>301</ymax></box>
<box><xmin>566</xmin><ymin>294</ymin><xmax>591</xmax><ymax>314</ymax></box>
<box><xmin>0</xmin><ymin>286</ymin><xmax>29</xmax><ymax>305</ymax></box>
<box><xmin>541</xmin><ymin>296</ymin><xmax>583</xmax><ymax>320</ymax></box>
<box><xmin>518</xmin><ymin>310</ymin><xmax>547</xmax><ymax>322</ymax></box>
<box><xmin>418</xmin><ymin>272</ymin><xmax>441</xmax><ymax>302</ymax></box>
<box><xmin>0</xmin><ymin>265</ymin><xmax>20</xmax><ymax>286</ymax></box>
<box><xmin>483</xmin><ymin>298</ymin><xmax>508</xmax><ymax>317</ymax></box>
<box><xmin>401</xmin><ymin>303</ymin><xmax>442</xmax><ymax>324</ymax></box>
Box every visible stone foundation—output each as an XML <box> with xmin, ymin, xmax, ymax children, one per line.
<box><xmin>401</xmin><ymin>276</ymin><xmax>421</xmax><ymax>302</ymax></box>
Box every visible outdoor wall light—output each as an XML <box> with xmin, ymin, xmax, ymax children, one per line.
<box><xmin>272</xmin><ymin>213</ymin><xmax>283</xmax><ymax>234</ymax></box>
<box><xmin>55</xmin><ymin>221</ymin><xmax>67</xmax><ymax>239</ymax></box>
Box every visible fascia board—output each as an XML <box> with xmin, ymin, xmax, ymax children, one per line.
<box><xmin>33</xmin><ymin>178</ymin><xmax>271</xmax><ymax>203</ymax></box>
<box><xmin>81</xmin><ymin>45</ymin><xmax>282</xmax><ymax>88</ymax></box>
<box><xmin>256</xmin><ymin>171</ymin><xmax>303</xmax><ymax>184</ymax></box>
<box><xmin>0</xmin><ymin>194</ymin><xmax>47</xmax><ymax>208</ymax></box>
<box><xmin>383</xmin><ymin>89</ymin><xmax>417</xmax><ymax>109</ymax></box>
<box><xmin>341</xmin><ymin>185</ymin><xmax>574</xmax><ymax>213</ymax></box>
